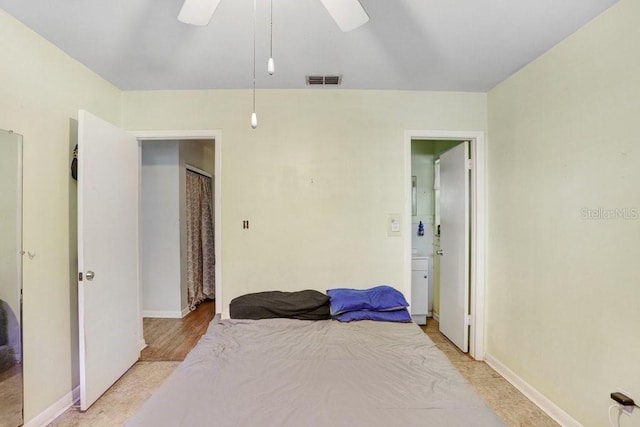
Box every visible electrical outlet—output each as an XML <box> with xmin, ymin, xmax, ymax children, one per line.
<box><xmin>614</xmin><ymin>388</ymin><xmax>635</xmax><ymax>415</ymax></box>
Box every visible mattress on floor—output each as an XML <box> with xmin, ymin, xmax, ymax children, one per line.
<box><xmin>126</xmin><ymin>317</ymin><xmax>504</xmax><ymax>427</ymax></box>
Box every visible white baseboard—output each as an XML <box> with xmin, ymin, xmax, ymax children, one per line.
<box><xmin>25</xmin><ymin>386</ymin><xmax>80</xmax><ymax>427</ymax></box>
<box><xmin>142</xmin><ymin>310</ymin><xmax>183</xmax><ymax>318</ymax></box>
<box><xmin>484</xmin><ymin>353</ymin><xmax>582</xmax><ymax>427</ymax></box>
<box><xmin>433</xmin><ymin>312</ymin><xmax>440</xmax><ymax>322</ymax></box>
<box><xmin>181</xmin><ymin>306</ymin><xmax>190</xmax><ymax>318</ymax></box>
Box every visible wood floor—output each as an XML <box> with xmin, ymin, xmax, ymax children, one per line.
<box><xmin>139</xmin><ymin>299</ymin><xmax>215</xmax><ymax>361</ymax></box>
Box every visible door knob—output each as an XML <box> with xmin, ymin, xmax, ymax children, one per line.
<box><xmin>86</xmin><ymin>271</ymin><xmax>95</xmax><ymax>281</ymax></box>
<box><xmin>436</xmin><ymin>249</ymin><xmax>444</xmax><ymax>256</ymax></box>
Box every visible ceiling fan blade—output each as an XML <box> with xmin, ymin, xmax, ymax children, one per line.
<box><xmin>178</xmin><ymin>0</ymin><xmax>222</xmax><ymax>26</ymax></box>
<box><xmin>319</xmin><ymin>0</ymin><xmax>369</xmax><ymax>32</ymax></box>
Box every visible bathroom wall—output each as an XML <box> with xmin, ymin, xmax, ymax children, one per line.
<box><xmin>410</xmin><ymin>141</ymin><xmax>435</xmax><ymax>256</ymax></box>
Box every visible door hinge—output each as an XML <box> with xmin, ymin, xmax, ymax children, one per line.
<box><xmin>465</xmin><ymin>314</ymin><xmax>472</xmax><ymax>326</ymax></box>
<box><xmin>79</xmin><ymin>272</ymin><xmax>83</xmax><ymax>281</ymax></box>
<box><xmin>466</xmin><ymin>159</ymin><xmax>472</xmax><ymax>170</ymax></box>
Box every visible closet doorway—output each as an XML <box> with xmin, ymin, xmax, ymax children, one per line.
<box><xmin>133</xmin><ymin>130</ymin><xmax>222</xmax><ymax>361</ymax></box>
<box><xmin>140</xmin><ymin>139</ymin><xmax>215</xmax><ymax>319</ymax></box>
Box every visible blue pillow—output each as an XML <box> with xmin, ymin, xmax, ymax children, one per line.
<box><xmin>326</xmin><ymin>285</ymin><xmax>409</xmax><ymax>316</ymax></box>
<box><xmin>335</xmin><ymin>308</ymin><xmax>412</xmax><ymax>323</ymax></box>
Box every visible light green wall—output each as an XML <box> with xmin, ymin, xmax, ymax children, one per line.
<box><xmin>122</xmin><ymin>90</ymin><xmax>487</xmax><ymax>310</ymax></box>
<box><xmin>486</xmin><ymin>0</ymin><xmax>640</xmax><ymax>425</ymax></box>
<box><xmin>0</xmin><ymin>9</ymin><xmax>121</xmax><ymax>422</ymax></box>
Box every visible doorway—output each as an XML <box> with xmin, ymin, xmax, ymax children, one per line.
<box><xmin>132</xmin><ymin>130</ymin><xmax>223</xmax><ymax>349</ymax></box>
<box><xmin>139</xmin><ymin>139</ymin><xmax>216</xmax><ymax>319</ymax></box>
<box><xmin>76</xmin><ymin>113</ymin><xmax>223</xmax><ymax>410</ymax></box>
<box><xmin>404</xmin><ymin>130</ymin><xmax>486</xmax><ymax>360</ymax></box>
<box><xmin>410</xmin><ymin>140</ymin><xmax>466</xmax><ymax>324</ymax></box>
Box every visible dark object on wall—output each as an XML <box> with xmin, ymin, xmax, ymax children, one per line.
<box><xmin>71</xmin><ymin>144</ymin><xmax>78</xmax><ymax>180</ymax></box>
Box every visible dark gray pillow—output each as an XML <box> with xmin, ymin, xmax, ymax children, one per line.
<box><xmin>230</xmin><ymin>290</ymin><xmax>330</xmax><ymax>320</ymax></box>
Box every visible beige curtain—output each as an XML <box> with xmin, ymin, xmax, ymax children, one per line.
<box><xmin>185</xmin><ymin>170</ymin><xmax>215</xmax><ymax>310</ymax></box>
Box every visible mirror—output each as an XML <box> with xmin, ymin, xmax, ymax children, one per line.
<box><xmin>411</xmin><ymin>176</ymin><xmax>417</xmax><ymax>216</ymax></box>
<box><xmin>0</xmin><ymin>129</ymin><xmax>23</xmax><ymax>426</ymax></box>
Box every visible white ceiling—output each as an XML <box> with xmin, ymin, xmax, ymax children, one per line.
<box><xmin>0</xmin><ymin>0</ymin><xmax>619</xmax><ymax>91</ymax></box>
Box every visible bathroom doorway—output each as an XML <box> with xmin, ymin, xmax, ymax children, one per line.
<box><xmin>410</xmin><ymin>139</ymin><xmax>465</xmax><ymax>325</ymax></box>
<box><xmin>404</xmin><ymin>130</ymin><xmax>486</xmax><ymax>360</ymax></box>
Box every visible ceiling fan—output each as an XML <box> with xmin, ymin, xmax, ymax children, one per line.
<box><xmin>178</xmin><ymin>0</ymin><xmax>369</xmax><ymax>32</ymax></box>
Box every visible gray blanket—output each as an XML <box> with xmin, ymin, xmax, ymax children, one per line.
<box><xmin>127</xmin><ymin>318</ymin><xmax>504</xmax><ymax>426</ymax></box>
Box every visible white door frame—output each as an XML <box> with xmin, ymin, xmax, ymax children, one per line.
<box><xmin>404</xmin><ymin>130</ymin><xmax>486</xmax><ymax>360</ymax></box>
<box><xmin>130</xmin><ymin>130</ymin><xmax>223</xmax><ymax>328</ymax></box>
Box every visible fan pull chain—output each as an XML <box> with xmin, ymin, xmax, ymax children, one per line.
<box><xmin>268</xmin><ymin>0</ymin><xmax>275</xmax><ymax>75</ymax></box>
<box><xmin>251</xmin><ymin>0</ymin><xmax>258</xmax><ymax>129</ymax></box>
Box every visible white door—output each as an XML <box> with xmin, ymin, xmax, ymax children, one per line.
<box><xmin>438</xmin><ymin>141</ymin><xmax>470</xmax><ymax>352</ymax></box>
<box><xmin>78</xmin><ymin>110</ymin><xmax>141</xmax><ymax>410</ymax></box>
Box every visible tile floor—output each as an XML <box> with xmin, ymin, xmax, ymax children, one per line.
<box><xmin>422</xmin><ymin>320</ymin><xmax>559</xmax><ymax>427</ymax></box>
<box><xmin>0</xmin><ymin>364</ymin><xmax>23</xmax><ymax>427</ymax></box>
<box><xmin>49</xmin><ymin>362</ymin><xmax>178</xmax><ymax>427</ymax></box>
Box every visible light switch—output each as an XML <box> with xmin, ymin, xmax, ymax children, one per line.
<box><xmin>387</xmin><ymin>214</ymin><xmax>401</xmax><ymax>237</ymax></box>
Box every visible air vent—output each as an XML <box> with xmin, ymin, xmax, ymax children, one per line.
<box><xmin>306</xmin><ymin>75</ymin><xmax>342</xmax><ymax>86</ymax></box>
